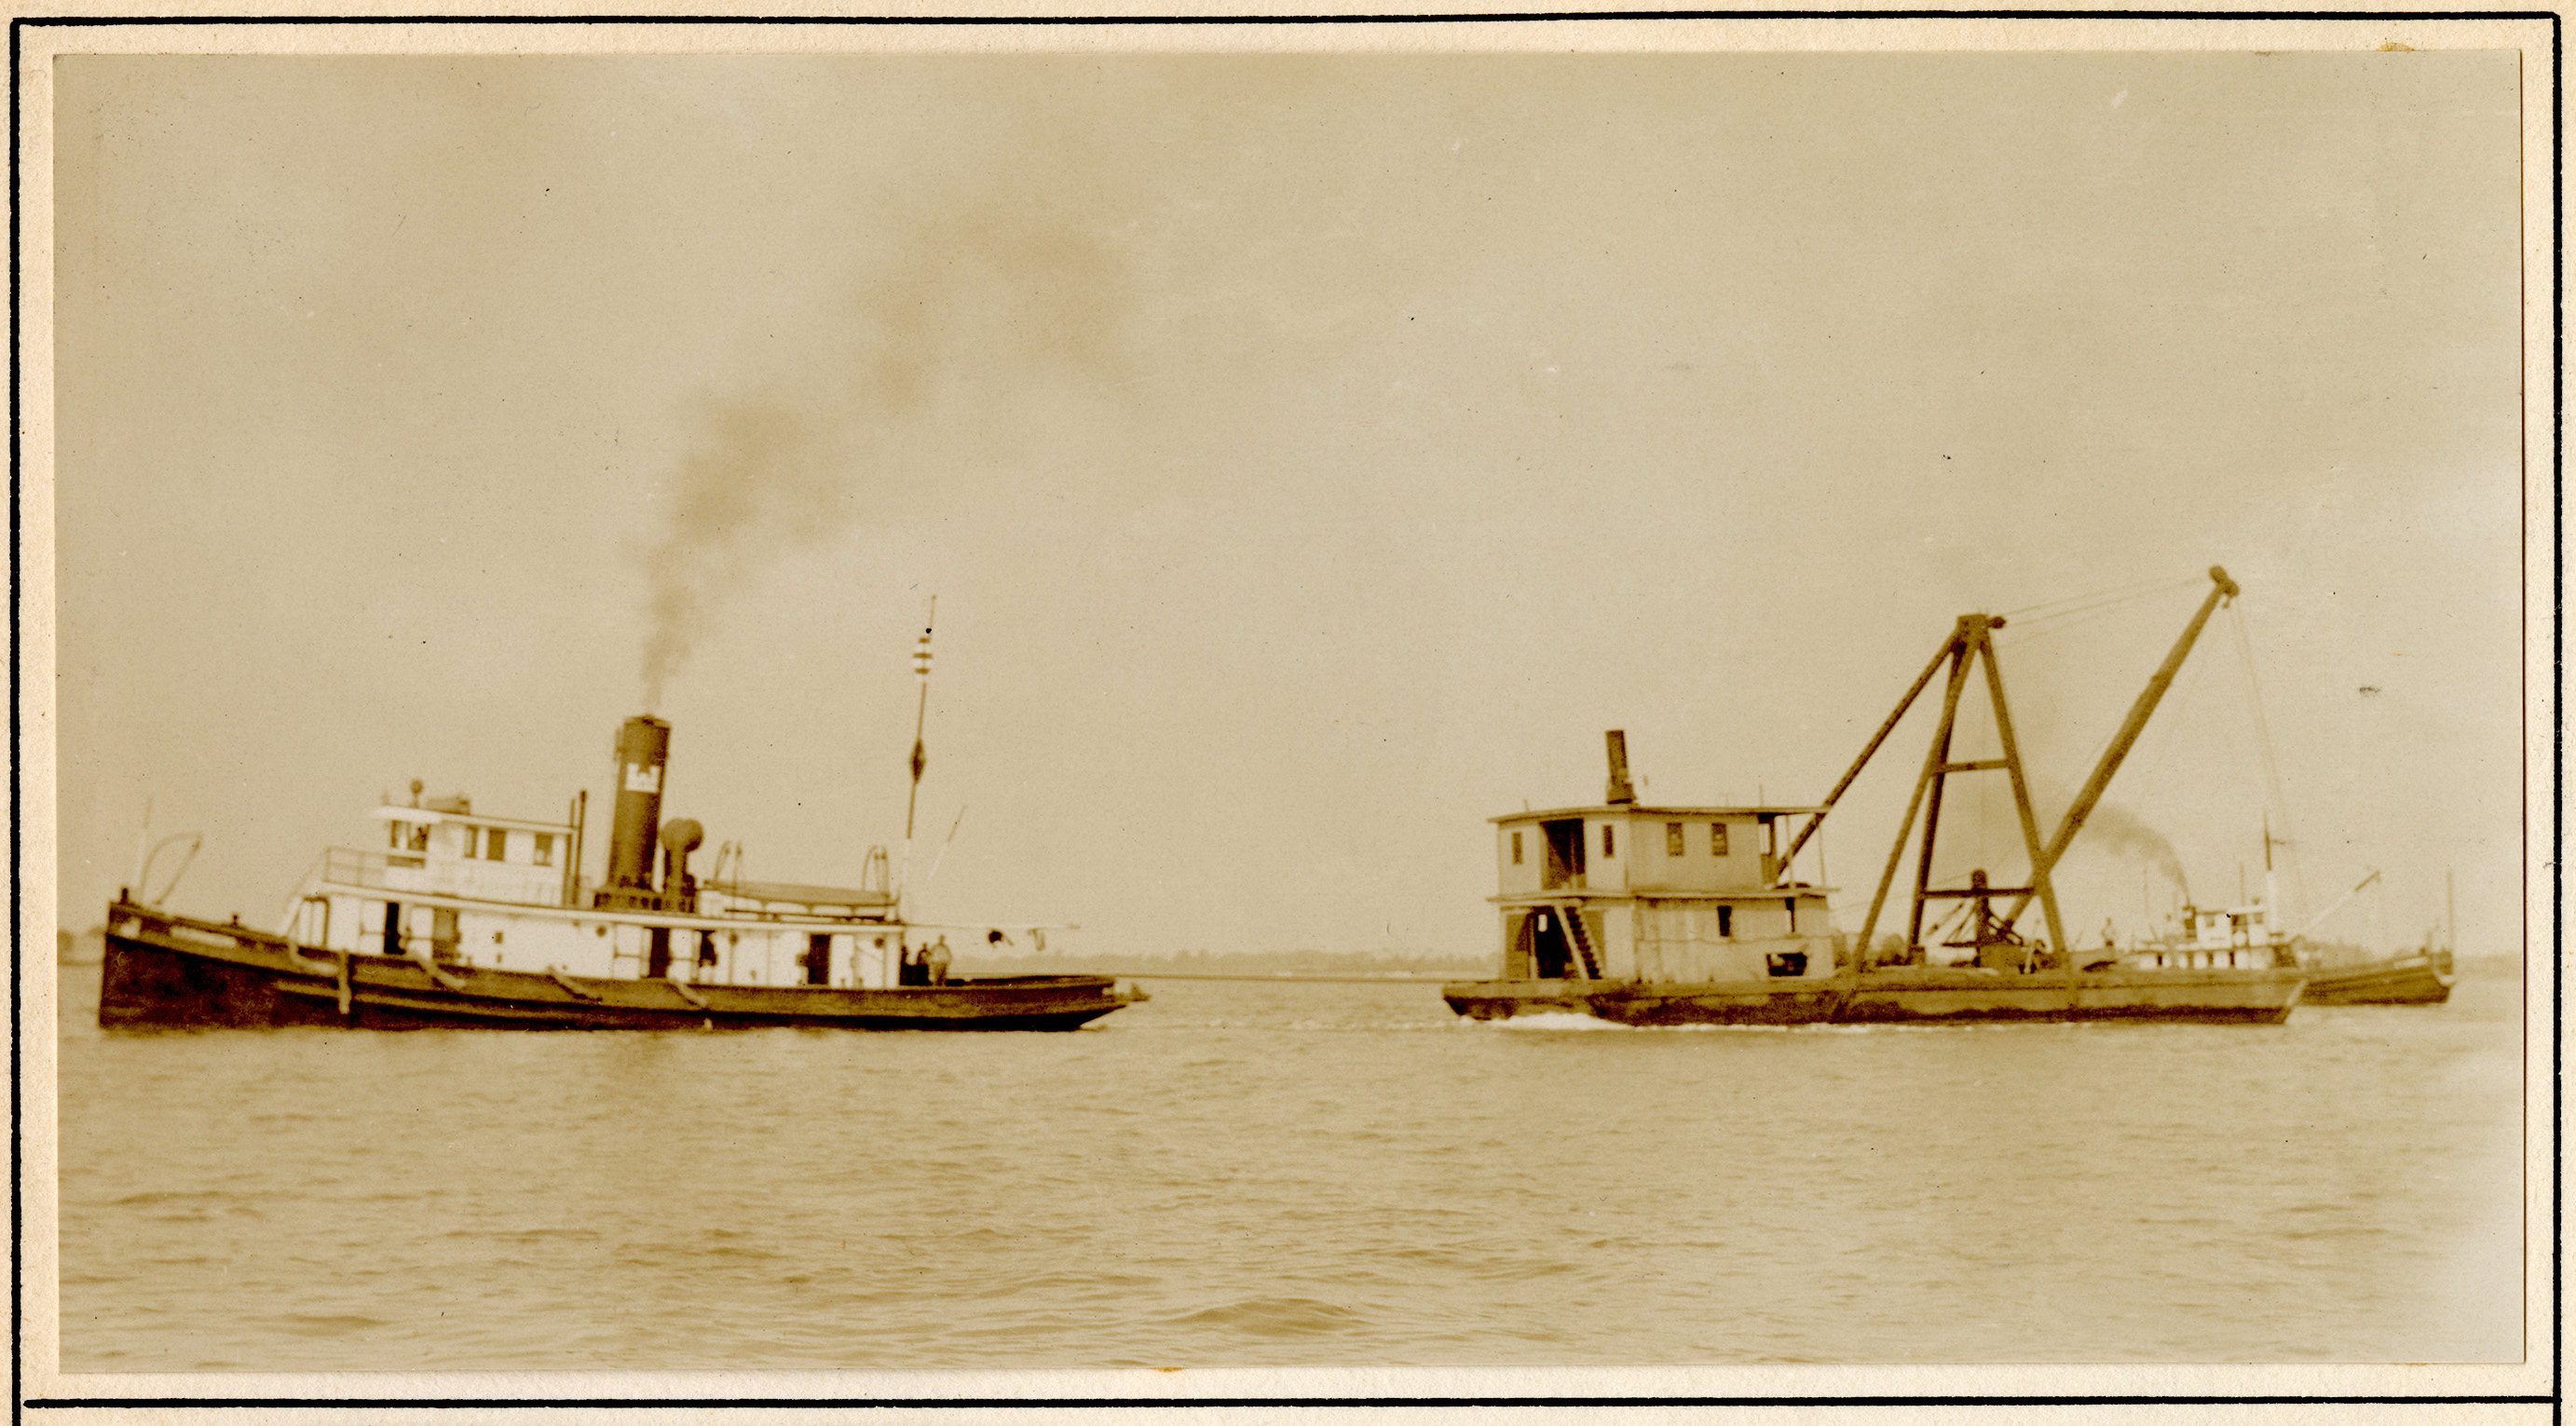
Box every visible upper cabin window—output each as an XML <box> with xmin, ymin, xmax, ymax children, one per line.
<box><xmin>1666</xmin><ymin>822</ymin><xmax>1685</xmax><ymax>857</ymax></box>
<box><xmin>484</xmin><ymin>828</ymin><xmax>507</xmax><ymax>862</ymax></box>
<box><xmin>1601</xmin><ymin>823</ymin><xmax>1616</xmax><ymax>858</ymax></box>
<box><xmin>1510</xmin><ymin>831</ymin><xmax>1523</xmax><ymax>865</ymax></box>
<box><xmin>533</xmin><ymin>833</ymin><xmax>554</xmax><ymax>867</ymax></box>
<box><xmin>1710</xmin><ymin>822</ymin><xmax>1729</xmax><ymax>856</ymax></box>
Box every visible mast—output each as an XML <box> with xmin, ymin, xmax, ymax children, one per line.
<box><xmin>897</xmin><ymin>598</ymin><xmax>935</xmax><ymax>915</ymax></box>
<box><xmin>2262</xmin><ymin>812</ymin><xmax>2280</xmax><ymax>940</ymax></box>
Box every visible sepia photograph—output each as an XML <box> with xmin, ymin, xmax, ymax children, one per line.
<box><xmin>20</xmin><ymin>8</ymin><xmax>2554</xmax><ymax>1412</ymax></box>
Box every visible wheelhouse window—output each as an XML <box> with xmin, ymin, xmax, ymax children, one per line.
<box><xmin>533</xmin><ymin>833</ymin><xmax>554</xmax><ymax>867</ymax></box>
<box><xmin>1666</xmin><ymin>822</ymin><xmax>1685</xmax><ymax>857</ymax></box>
<box><xmin>1601</xmin><ymin>824</ymin><xmax>1615</xmax><ymax>858</ymax></box>
<box><xmin>388</xmin><ymin>821</ymin><xmax>406</xmax><ymax>849</ymax></box>
<box><xmin>1710</xmin><ymin>822</ymin><xmax>1729</xmax><ymax>856</ymax></box>
<box><xmin>1510</xmin><ymin>832</ymin><xmax>1523</xmax><ymax>865</ymax></box>
<box><xmin>484</xmin><ymin>828</ymin><xmax>507</xmax><ymax>861</ymax></box>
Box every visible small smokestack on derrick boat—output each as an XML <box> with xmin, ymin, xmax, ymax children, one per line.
<box><xmin>1603</xmin><ymin>729</ymin><xmax>1637</xmax><ymax>805</ymax></box>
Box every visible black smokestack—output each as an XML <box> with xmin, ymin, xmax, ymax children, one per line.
<box><xmin>606</xmin><ymin>716</ymin><xmax>672</xmax><ymax>895</ymax></box>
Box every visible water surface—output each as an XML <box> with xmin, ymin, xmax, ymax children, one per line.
<box><xmin>56</xmin><ymin>963</ymin><xmax>2525</xmax><ymax>1368</ymax></box>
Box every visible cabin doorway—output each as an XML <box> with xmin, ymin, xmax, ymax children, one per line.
<box><xmin>1540</xmin><ymin>820</ymin><xmax>1587</xmax><ymax>890</ymax></box>
<box><xmin>647</xmin><ymin>927</ymin><xmax>672</xmax><ymax>978</ymax></box>
<box><xmin>1527</xmin><ymin>907</ymin><xmax>1578</xmax><ymax>980</ymax></box>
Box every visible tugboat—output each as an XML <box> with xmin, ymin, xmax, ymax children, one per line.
<box><xmin>1444</xmin><ymin>568</ymin><xmax>2306</xmax><ymax>1026</ymax></box>
<box><xmin>101</xmin><ymin>622</ymin><xmax>1140</xmax><ymax>1031</ymax></box>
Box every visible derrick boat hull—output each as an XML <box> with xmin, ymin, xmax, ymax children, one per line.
<box><xmin>101</xmin><ymin>904</ymin><xmax>1130</xmax><ymax>1032</ymax></box>
<box><xmin>1441</xmin><ymin>967</ymin><xmax>2303</xmax><ymax>1026</ymax></box>
<box><xmin>2301</xmin><ymin>952</ymin><xmax>2455</xmax><ymax>1006</ymax></box>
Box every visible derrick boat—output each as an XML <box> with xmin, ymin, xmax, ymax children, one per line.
<box><xmin>1443</xmin><ymin>568</ymin><xmax>2306</xmax><ymax>1026</ymax></box>
<box><xmin>102</xmin><ymin>622</ymin><xmax>1140</xmax><ymax>1031</ymax></box>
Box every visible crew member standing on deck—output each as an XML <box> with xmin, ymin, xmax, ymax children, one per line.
<box><xmin>926</xmin><ymin>936</ymin><xmax>952</xmax><ymax>986</ymax></box>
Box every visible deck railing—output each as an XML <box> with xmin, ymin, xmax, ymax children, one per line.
<box><xmin>320</xmin><ymin>846</ymin><xmax>589</xmax><ymax>909</ymax></box>
<box><xmin>320</xmin><ymin>846</ymin><xmax>425</xmax><ymax>891</ymax></box>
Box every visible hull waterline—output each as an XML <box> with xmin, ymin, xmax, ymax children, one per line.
<box><xmin>1443</xmin><ymin>967</ymin><xmax>2304</xmax><ymax>1027</ymax></box>
<box><xmin>101</xmin><ymin>904</ymin><xmax>1132</xmax><ymax>1032</ymax></box>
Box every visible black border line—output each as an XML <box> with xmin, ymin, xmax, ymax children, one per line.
<box><xmin>13</xmin><ymin>1395</ymin><xmax>2569</xmax><ymax>1409</ymax></box>
<box><xmin>8</xmin><ymin>9</ymin><xmax>2562</xmax><ymax>1418</ymax></box>
<box><xmin>0</xmin><ymin>7</ymin><xmax>2566</xmax><ymax>20</ymax></box>
<box><xmin>10</xmin><ymin>11</ymin><xmax>24</xmax><ymax>1426</ymax></box>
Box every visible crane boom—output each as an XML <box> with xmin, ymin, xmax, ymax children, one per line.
<box><xmin>2294</xmin><ymin>869</ymin><xmax>2380</xmax><ymax>941</ymax></box>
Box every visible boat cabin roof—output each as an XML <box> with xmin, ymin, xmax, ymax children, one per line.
<box><xmin>1492</xmin><ymin>804</ymin><xmax>1828</xmax><ymax>824</ymax></box>
<box><xmin>707</xmin><ymin>877</ymin><xmax>896</xmax><ymax>912</ymax></box>
<box><xmin>375</xmin><ymin>804</ymin><xmax>571</xmax><ymax>835</ymax></box>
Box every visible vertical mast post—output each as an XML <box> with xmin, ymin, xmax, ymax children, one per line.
<box><xmin>1970</xmin><ymin>620</ymin><xmax>2072</xmax><ymax>996</ymax></box>
<box><xmin>1848</xmin><ymin>629</ymin><xmax>1972</xmax><ymax>978</ymax></box>
<box><xmin>1904</xmin><ymin>620</ymin><xmax>1980</xmax><ymax>950</ymax></box>
<box><xmin>897</xmin><ymin>598</ymin><xmax>936</xmax><ymax>917</ymax></box>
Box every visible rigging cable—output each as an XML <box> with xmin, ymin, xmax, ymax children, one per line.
<box><xmin>1999</xmin><ymin>574</ymin><xmax>2202</xmax><ymax>626</ymax></box>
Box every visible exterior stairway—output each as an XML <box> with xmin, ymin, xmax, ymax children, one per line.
<box><xmin>1559</xmin><ymin>903</ymin><xmax>1601</xmax><ymax>980</ymax></box>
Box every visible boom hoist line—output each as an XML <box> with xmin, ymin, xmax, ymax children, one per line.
<box><xmin>1780</xmin><ymin>567</ymin><xmax>2239</xmax><ymax>988</ymax></box>
<box><xmin>1995</xmin><ymin>566</ymin><xmax>2239</xmax><ymax>935</ymax></box>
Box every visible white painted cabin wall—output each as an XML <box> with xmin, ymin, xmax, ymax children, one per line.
<box><xmin>310</xmin><ymin>888</ymin><xmax>917</xmax><ymax>988</ymax></box>
<box><xmin>1585</xmin><ymin>817</ymin><xmax>1626</xmax><ymax>892</ymax></box>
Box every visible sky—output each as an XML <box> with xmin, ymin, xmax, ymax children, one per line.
<box><xmin>47</xmin><ymin>48</ymin><xmax>2529</xmax><ymax>964</ymax></box>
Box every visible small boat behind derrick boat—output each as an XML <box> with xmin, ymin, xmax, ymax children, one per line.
<box><xmin>2289</xmin><ymin>868</ymin><xmax>2458</xmax><ymax>1007</ymax></box>
<box><xmin>102</xmin><ymin>620</ymin><xmax>1139</xmax><ymax>1032</ymax></box>
<box><xmin>2300</xmin><ymin>948</ymin><xmax>2455</xmax><ymax>1006</ymax></box>
<box><xmin>1444</xmin><ymin>568</ymin><xmax>2304</xmax><ymax>1027</ymax></box>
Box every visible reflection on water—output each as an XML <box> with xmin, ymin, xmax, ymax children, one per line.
<box><xmin>55</xmin><ymin>961</ymin><xmax>2524</xmax><ymax>1368</ymax></box>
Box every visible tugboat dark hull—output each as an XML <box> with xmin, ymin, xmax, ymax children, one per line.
<box><xmin>1442</xmin><ymin>967</ymin><xmax>2303</xmax><ymax>1026</ymax></box>
<box><xmin>101</xmin><ymin>904</ymin><xmax>1133</xmax><ymax>1032</ymax></box>
<box><xmin>2301</xmin><ymin>952</ymin><xmax>2455</xmax><ymax>1006</ymax></box>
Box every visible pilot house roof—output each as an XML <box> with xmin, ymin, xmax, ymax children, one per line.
<box><xmin>1492</xmin><ymin>804</ymin><xmax>1828</xmax><ymax>823</ymax></box>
